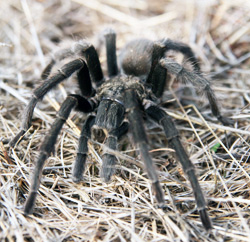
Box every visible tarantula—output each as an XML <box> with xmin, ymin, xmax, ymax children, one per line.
<box><xmin>10</xmin><ymin>29</ymin><xmax>232</xmax><ymax>230</ymax></box>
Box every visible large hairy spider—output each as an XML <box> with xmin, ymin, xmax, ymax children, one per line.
<box><xmin>10</xmin><ymin>29</ymin><xmax>232</xmax><ymax>230</ymax></box>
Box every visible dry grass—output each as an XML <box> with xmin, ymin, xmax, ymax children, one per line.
<box><xmin>1</xmin><ymin>0</ymin><xmax>250</xmax><ymax>241</ymax></box>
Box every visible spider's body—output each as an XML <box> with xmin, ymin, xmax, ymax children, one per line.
<box><xmin>97</xmin><ymin>75</ymin><xmax>147</xmax><ymax>105</ymax></box>
<box><xmin>10</xmin><ymin>29</ymin><xmax>233</xmax><ymax>230</ymax></box>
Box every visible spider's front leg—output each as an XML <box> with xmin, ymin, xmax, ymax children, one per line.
<box><xmin>100</xmin><ymin>122</ymin><xmax>129</xmax><ymax>182</ymax></box>
<box><xmin>73</xmin><ymin>104</ymin><xmax>128</xmax><ymax>183</ymax></box>
<box><xmin>124</xmin><ymin>89</ymin><xmax>165</xmax><ymax>206</ymax></box>
<box><xmin>41</xmin><ymin>41</ymin><xmax>104</xmax><ymax>84</ymax></box>
<box><xmin>94</xmin><ymin>99</ymin><xmax>128</xmax><ymax>182</ymax></box>
<box><xmin>146</xmin><ymin>105</ymin><xmax>212</xmax><ymax>230</ymax></box>
<box><xmin>24</xmin><ymin>94</ymin><xmax>94</xmax><ymax>215</ymax></box>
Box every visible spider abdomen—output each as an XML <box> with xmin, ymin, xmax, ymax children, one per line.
<box><xmin>119</xmin><ymin>39</ymin><xmax>154</xmax><ymax>80</ymax></box>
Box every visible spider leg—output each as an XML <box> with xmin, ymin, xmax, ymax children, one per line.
<box><xmin>101</xmin><ymin>132</ymin><xmax>118</xmax><ymax>182</ymax></box>
<box><xmin>77</xmin><ymin>62</ymin><xmax>94</xmax><ymax>97</ymax></box>
<box><xmin>9</xmin><ymin>52</ymin><xmax>101</xmax><ymax>148</ymax></box>
<box><xmin>24</xmin><ymin>94</ymin><xmax>94</xmax><ymax>214</ymax></box>
<box><xmin>104</xmin><ymin>28</ymin><xmax>118</xmax><ymax>77</ymax></box>
<box><xmin>41</xmin><ymin>41</ymin><xmax>104</xmax><ymax>85</ymax></box>
<box><xmin>124</xmin><ymin>89</ymin><xmax>165</xmax><ymax>206</ymax></box>
<box><xmin>72</xmin><ymin>115</ymin><xmax>95</xmax><ymax>183</ymax></box>
<box><xmin>161</xmin><ymin>39</ymin><xmax>201</xmax><ymax>73</ymax></box>
<box><xmin>9</xmin><ymin>59</ymin><xmax>84</xmax><ymax>148</ymax></box>
<box><xmin>149</xmin><ymin>63</ymin><xmax>167</xmax><ymax>98</ymax></box>
<box><xmin>95</xmin><ymin>99</ymin><xmax>126</xmax><ymax>182</ymax></box>
<box><xmin>160</xmin><ymin>58</ymin><xmax>233</xmax><ymax>125</ymax></box>
<box><xmin>74</xmin><ymin>41</ymin><xmax>104</xmax><ymax>85</ymax></box>
<box><xmin>41</xmin><ymin>48</ymin><xmax>74</xmax><ymax>80</ymax></box>
<box><xmin>41</xmin><ymin>59</ymin><xmax>56</xmax><ymax>80</ymax></box>
<box><xmin>146</xmin><ymin>105</ymin><xmax>212</xmax><ymax>230</ymax></box>
<box><xmin>146</xmin><ymin>38</ymin><xmax>200</xmax><ymax>91</ymax></box>
<box><xmin>43</xmin><ymin>48</ymin><xmax>95</xmax><ymax>97</ymax></box>
<box><xmin>101</xmin><ymin>122</ymin><xmax>129</xmax><ymax>182</ymax></box>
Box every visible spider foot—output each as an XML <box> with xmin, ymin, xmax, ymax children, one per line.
<box><xmin>72</xmin><ymin>154</ymin><xmax>87</xmax><ymax>183</ymax></box>
<box><xmin>24</xmin><ymin>191</ymin><xmax>37</xmax><ymax>215</ymax></box>
<box><xmin>152</xmin><ymin>180</ymin><xmax>165</xmax><ymax>206</ymax></box>
<box><xmin>72</xmin><ymin>175</ymin><xmax>84</xmax><ymax>184</ymax></box>
<box><xmin>100</xmin><ymin>154</ymin><xmax>116</xmax><ymax>183</ymax></box>
<box><xmin>199</xmin><ymin>208</ymin><xmax>213</xmax><ymax>231</ymax></box>
<box><xmin>9</xmin><ymin>130</ymin><xmax>25</xmax><ymax>148</ymax></box>
<box><xmin>156</xmin><ymin>203</ymin><xmax>168</xmax><ymax>210</ymax></box>
<box><xmin>218</xmin><ymin>115</ymin><xmax>234</xmax><ymax>126</ymax></box>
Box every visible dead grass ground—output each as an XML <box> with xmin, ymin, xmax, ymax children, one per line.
<box><xmin>0</xmin><ymin>0</ymin><xmax>250</xmax><ymax>241</ymax></box>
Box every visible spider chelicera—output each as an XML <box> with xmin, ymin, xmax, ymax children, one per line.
<box><xmin>10</xmin><ymin>29</ymin><xmax>232</xmax><ymax>230</ymax></box>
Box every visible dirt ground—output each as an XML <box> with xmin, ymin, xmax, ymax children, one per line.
<box><xmin>0</xmin><ymin>0</ymin><xmax>250</xmax><ymax>241</ymax></box>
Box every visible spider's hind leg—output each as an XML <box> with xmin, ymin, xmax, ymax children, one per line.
<box><xmin>160</xmin><ymin>58</ymin><xmax>233</xmax><ymax>125</ymax></box>
<box><xmin>162</xmin><ymin>39</ymin><xmax>201</xmax><ymax>73</ymax></box>
<box><xmin>146</xmin><ymin>39</ymin><xmax>201</xmax><ymax>98</ymax></box>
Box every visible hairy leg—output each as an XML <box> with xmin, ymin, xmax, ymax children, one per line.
<box><xmin>72</xmin><ymin>115</ymin><xmax>96</xmax><ymax>183</ymax></box>
<box><xmin>42</xmin><ymin>41</ymin><xmax>104</xmax><ymax>84</ymax></box>
<box><xmin>160</xmin><ymin>58</ymin><xmax>233</xmax><ymax>125</ymax></box>
<box><xmin>77</xmin><ymin>63</ymin><xmax>94</xmax><ymax>97</ymax></box>
<box><xmin>74</xmin><ymin>41</ymin><xmax>104</xmax><ymax>85</ymax></box>
<box><xmin>41</xmin><ymin>48</ymin><xmax>74</xmax><ymax>80</ymax></box>
<box><xmin>9</xmin><ymin>59</ymin><xmax>85</xmax><ymax>148</ymax></box>
<box><xmin>24</xmin><ymin>94</ymin><xmax>94</xmax><ymax>214</ymax></box>
<box><xmin>101</xmin><ymin>122</ymin><xmax>129</xmax><ymax>182</ymax></box>
<box><xmin>104</xmin><ymin>28</ymin><xmax>118</xmax><ymax>77</ymax></box>
<box><xmin>9</xmin><ymin>42</ymin><xmax>104</xmax><ymax>147</ymax></box>
<box><xmin>146</xmin><ymin>38</ymin><xmax>200</xmax><ymax>91</ymax></box>
<box><xmin>124</xmin><ymin>89</ymin><xmax>165</xmax><ymax>206</ymax></box>
<box><xmin>95</xmin><ymin>99</ymin><xmax>126</xmax><ymax>182</ymax></box>
<box><xmin>149</xmin><ymin>63</ymin><xmax>167</xmax><ymax>98</ymax></box>
<box><xmin>24</xmin><ymin>95</ymin><xmax>80</xmax><ymax>214</ymax></box>
<box><xmin>101</xmin><ymin>133</ymin><xmax>118</xmax><ymax>182</ymax></box>
<box><xmin>146</xmin><ymin>105</ymin><xmax>212</xmax><ymax>230</ymax></box>
<box><xmin>162</xmin><ymin>39</ymin><xmax>201</xmax><ymax>73</ymax></box>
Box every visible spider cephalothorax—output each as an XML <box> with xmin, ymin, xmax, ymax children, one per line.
<box><xmin>10</xmin><ymin>29</ymin><xmax>233</xmax><ymax>230</ymax></box>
